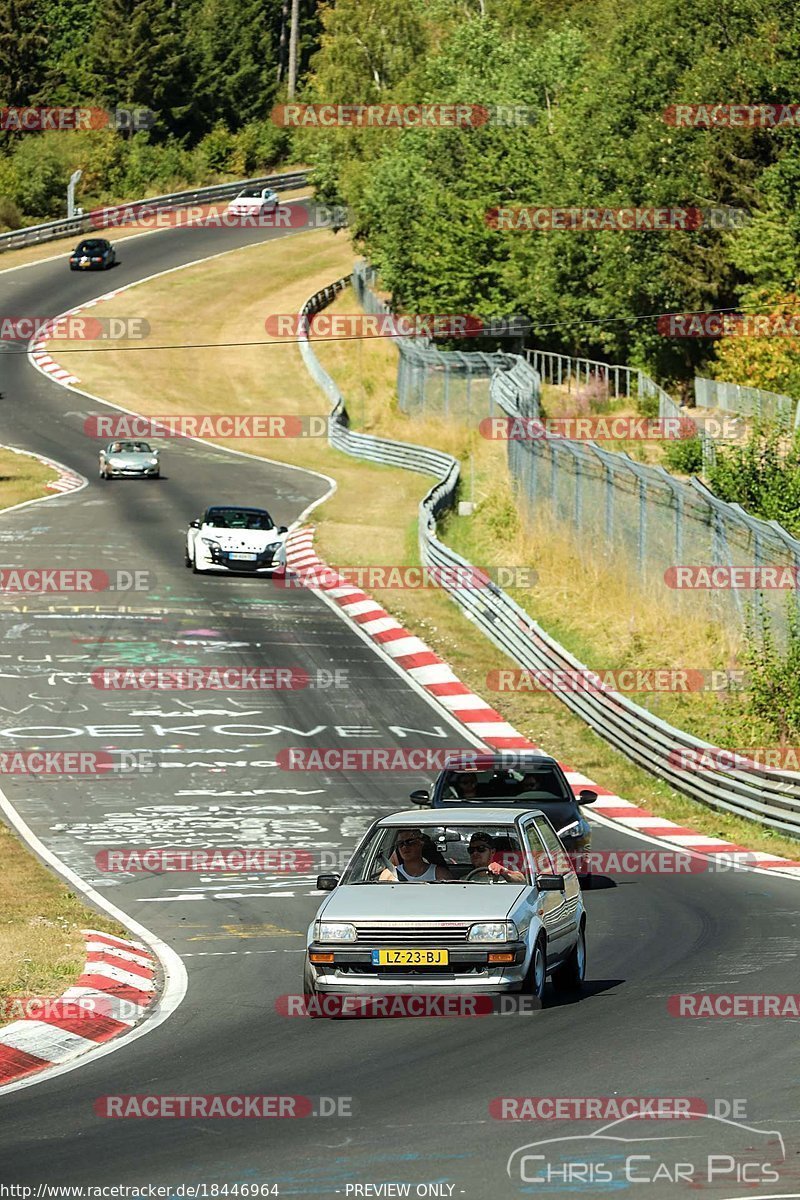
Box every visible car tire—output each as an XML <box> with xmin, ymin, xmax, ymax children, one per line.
<box><xmin>99</xmin><ymin>466</ymin><xmax>109</xmax><ymax>480</ymax></box>
<box><xmin>521</xmin><ymin>933</ymin><xmax>547</xmax><ymax>1004</ymax></box>
<box><xmin>550</xmin><ymin>921</ymin><xmax>586</xmax><ymax>993</ymax></box>
<box><xmin>184</xmin><ymin>547</ymin><xmax>192</xmax><ymax>568</ymax></box>
<box><xmin>303</xmin><ymin>961</ymin><xmax>323</xmax><ymax>1018</ymax></box>
<box><xmin>152</xmin><ymin>471</ymin><xmax>160</xmax><ymax>479</ymax></box>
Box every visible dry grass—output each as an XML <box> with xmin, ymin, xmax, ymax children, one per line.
<box><xmin>0</xmin><ymin>447</ymin><xmax>59</xmax><ymax>508</ymax></box>
<box><xmin>0</xmin><ymin>823</ymin><xmax>123</xmax><ymax>1003</ymax></box>
<box><xmin>51</xmin><ymin>240</ymin><xmax>800</xmax><ymax>862</ymax></box>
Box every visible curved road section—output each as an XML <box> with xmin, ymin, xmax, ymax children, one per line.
<box><xmin>0</xmin><ymin>212</ymin><xmax>797</xmax><ymax>1199</ymax></box>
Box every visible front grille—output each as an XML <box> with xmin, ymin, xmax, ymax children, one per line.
<box><xmin>354</xmin><ymin>922</ymin><xmax>470</xmax><ymax>944</ymax></box>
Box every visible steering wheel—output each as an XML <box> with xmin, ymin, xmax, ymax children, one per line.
<box><xmin>465</xmin><ymin>867</ymin><xmax>508</xmax><ymax>883</ymax></box>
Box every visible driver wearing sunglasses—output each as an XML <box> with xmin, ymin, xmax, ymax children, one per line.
<box><xmin>378</xmin><ymin>829</ymin><xmax>453</xmax><ymax>882</ymax></box>
<box><xmin>468</xmin><ymin>833</ymin><xmax>526</xmax><ymax>883</ymax></box>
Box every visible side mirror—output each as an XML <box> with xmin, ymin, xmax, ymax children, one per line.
<box><xmin>536</xmin><ymin>874</ymin><xmax>565</xmax><ymax>892</ymax></box>
<box><xmin>316</xmin><ymin>874</ymin><xmax>340</xmax><ymax>891</ymax></box>
<box><xmin>578</xmin><ymin>789</ymin><xmax>597</xmax><ymax>805</ymax></box>
<box><xmin>189</xmin><ymin>519</ymin><xmax>202</xmax><ymax>529</ymax></box>
<box><xmin>277</xmin><ymin>525</ymin><xmax>288</xmax><ymax>535</ymax></box>
<box><xmin>409</xmin><ymin>789</ymin><xmax>431</xmax><ymax>806</ymax></box>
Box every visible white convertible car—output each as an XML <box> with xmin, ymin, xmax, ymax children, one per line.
<box><xmin>185</xmin><ymin>505</ymin><xmax>288</xmax><ymax>575</ymax></box>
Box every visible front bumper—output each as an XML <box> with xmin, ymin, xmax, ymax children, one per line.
<box><xmin>105</xmin><ymin>465</ymin><xmax>159</xmax><ymax>477</ymax></box>
<box><xmin>198</xmin><ymin>543</ymin><xmax>286</xmax><ymax>573</ymax></box>
<box><xmin>306</xmin><ymin>940</ymin><xmax>527</xmax><ymax>994</ymax></box>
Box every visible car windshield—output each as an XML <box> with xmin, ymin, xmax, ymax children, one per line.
<box><xmin>440</xmin><ymin>765</ymin><xmax>571</xmax><ymax>804</ymax></box>
<box><xmin>238</xmin><ymin>189</ymin><xmax>264</xmax><ymax>198</ymax></box>
<box><xmin>205</xmin><ymin>507</ymin><xmax>274</xmax><ymax>530</ymax></box>
<box><xmin>111</xmin><ymin>441</ymin><xmax>152</xmax><ymax>453</ymax></box>
<box><xmin>342</xmin><ymin>823</ymin><xmax>529</xmax><ymax>884</ymax></box>
<box><xmin>77</xmin><ymin>241</ymin><xmax>106</xmax><ymax>252</ymax></box>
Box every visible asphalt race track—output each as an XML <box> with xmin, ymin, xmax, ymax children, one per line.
<box><xmin>0</xmin><ymin>213</ymin><xmax>798</xmax><ymax>1198</ymax></box>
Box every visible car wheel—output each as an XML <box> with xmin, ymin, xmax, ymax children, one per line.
<box><xmin>551</xmin><ymin>921</ymin><xmax>586</xmax><ymax>993</ymax></box>
<box><xmin>303</xmin><ymin>961</ymin><xmax>323</xmax><ymax>1018</ymax></box>
<box><xmin>521</xmin><ymin>933</ymin><xmax>547</xmax><ymax>1004</ymax></box>
<box><xmin>152</xmin><ymin>471</ymin><xmax>160</xmax><ymax>479</ymax></box>
<box><xmin>184</xmin><ymin>547</ymin><xmax>192</xmax><ymax>568</ymax></box>
<box><xmin>99</xmin><ymin>466</ymin><xmax>109</xmax><ymax>480</ymax></box>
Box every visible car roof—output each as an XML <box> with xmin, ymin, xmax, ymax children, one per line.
<box><xmin>440</xmin><ymin>751</ymin><xmax>559</xmax><ymax>770</ymax></box>
<box><xmin>204</xmin><ymin>505</ymin><xmax>271</xmax><ymax>515</ymax></box>
<box><xmin>378</xmin><ymin>807</ymin><xmax>544</xmax><ymax>826</ymax></box>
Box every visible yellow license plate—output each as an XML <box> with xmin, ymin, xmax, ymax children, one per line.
<box><xmin>372</xmin><ymin>948</ymin><xmax>448</xmax><ymax>966</ymax></box>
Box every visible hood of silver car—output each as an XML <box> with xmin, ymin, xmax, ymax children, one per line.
<box><xmin>317</xmin><ymin>883</ymin><xmax>525</xmax><ymax>922</ymax></box>
<box><xmin>107</xmin><ymin>453</ymin><xmax>156</xmax><ymax>466</ymax></box>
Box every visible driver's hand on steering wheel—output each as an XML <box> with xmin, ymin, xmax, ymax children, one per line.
<box><xmin>487</xmin><ymin>861</ymin><xmax>505</xmax><ymax>876</ymax></box>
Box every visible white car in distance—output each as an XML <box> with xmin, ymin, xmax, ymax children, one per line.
<box><xmin>224</xmin><ymin>187</ymin><xmax>280</xmax><ymax>219</ymax></box>
<box><xmin>185</xmin><ymin>505</ymin><xmax>288</xmax><ymax>575</ymax></box>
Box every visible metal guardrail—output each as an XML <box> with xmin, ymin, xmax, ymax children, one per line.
<box><xmin>298</xmin><ymin>277</ymin><xmax>800</xmax><ymax>837</ymax></box>
<box><xmin>0</xmin><ymin>170</ymin><xmax>309</xmax><ymax>253</ymax></box>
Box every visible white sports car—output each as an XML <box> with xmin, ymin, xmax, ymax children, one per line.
<box><xmin>185</xmin><ymin>505</ymin><xmax>288</xmax><ymax>575</ymax></box>
<box><xmin>224</xmin><ymin>187</ymin><xmax>279</xmax><ymax>218</ymax></box>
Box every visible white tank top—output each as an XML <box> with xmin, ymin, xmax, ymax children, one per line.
<box><xmin>396</xmin><ymin>860</ymin><xmax>438</xmax><ymax>882</ymax></box>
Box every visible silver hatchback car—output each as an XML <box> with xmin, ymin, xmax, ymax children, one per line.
<box><xmin>304</xmin><ymin>807</ymin><xmax>586</xmax><ymax>1007</ymax></box>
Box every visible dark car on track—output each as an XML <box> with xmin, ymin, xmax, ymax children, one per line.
<box><xmin>409</xmin><ymin>751</ymin><xmax>596</xmax><ymax>870</ymax></box>
<box><xmin>69</xmin><ymin>238</ymin><xmax>116</xmax><ymax>270</ymax></box>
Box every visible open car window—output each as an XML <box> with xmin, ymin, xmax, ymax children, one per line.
<box><xmin>342</xmin><ymin>823</ymin><xmax>530</xmax><ymax>884</ymax></box>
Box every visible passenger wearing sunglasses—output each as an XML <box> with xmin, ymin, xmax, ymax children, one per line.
<box><xmin>467</xmin><ymin>833</ymin><xmax>526</xmax><ymax>883</ymax></box>
<box><xmin>378</xmin><ymin>829</ymin><xmax>453</xmax><ymax>882</ymax></box>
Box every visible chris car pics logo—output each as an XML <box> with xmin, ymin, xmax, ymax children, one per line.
<box><xmin>506</xmin><ymin>1112</ymin><xmax>785</xmax><ymax>1187</ymax></box>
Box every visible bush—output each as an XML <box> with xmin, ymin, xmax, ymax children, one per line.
<box><xmin>663</xmin><ymin>434</ymin><xmax>704</xmax><ymax>475</ymax></box>
<box><xmin>742</xmin><ymin>600</ymin><xmax>800</xmax><ymax>743</ymax></box>
<box><xmin>707</xmin><ymin>425</ymin><xmax>800</xmax><ymax>537</ymax></box>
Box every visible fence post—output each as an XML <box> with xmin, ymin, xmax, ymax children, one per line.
<box><xmin>605</xmin><ymin>462</ymin><xmax>614</xmax><ymax>543</ymax></box>
<box><xmin>637</xmin><ymin>471</ymin><xmax>647</xmax><ymax>576</ymax></box>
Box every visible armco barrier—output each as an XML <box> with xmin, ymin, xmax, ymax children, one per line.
<box><xmin>298</xmin><ymin>277</ymin><xmax>800</xmax><ymax>837</ymax></box>
<box><xmin>0</xmin><ymin>171</ymin><xmax>308</xmax><ymax>253</ymax></box>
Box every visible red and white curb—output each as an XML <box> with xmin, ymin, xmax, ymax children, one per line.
<box><xmin>29</xmin><ymin>289</ymin><xmax>127</xmax><ymax>388</ymax></box>
<box><xmin>0</xmin><ymin>929</ymin><xmax>158</xmax><ymax>1087</ymax></box>
<box><xmin>286</xmin><ymin>528</ymin><xmax>800</xmax><ymax>878</ymax></box>
<box><xmin>0</xmin><ymin>440</ymin><xmax>85</xmax><ymax>496</ymax></box>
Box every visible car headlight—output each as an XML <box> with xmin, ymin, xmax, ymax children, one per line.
<box><xmin>201</xmin><ymin>537</ymin><xmax>221</xmax><ymax>548</ymax></box>
<box><xmin>147</xmin><ymin>459</ymin><xmax>158</xmax><ymax>466</ymax></box>
<box><xmin>266</xmin><ymin>541</ymin><xmax>282</xmax><ymax>553</ymax></box>
<box><xmin>315</xmin><ymin>921</ymin><xmax>356</xmax><ymax>943</ymax></box>
<box><xmin>468</xmin><ymin>921</ymin><xmax>518</xmax><ymax>943</ymax></box>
